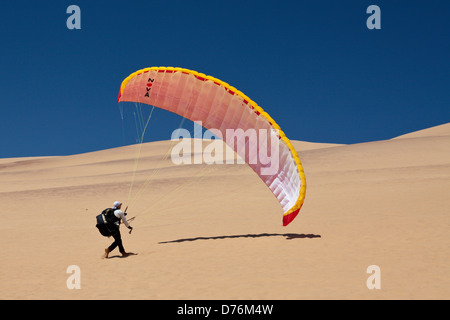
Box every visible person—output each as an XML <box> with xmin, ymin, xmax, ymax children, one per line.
<box><xmin>102</xmin><ymin>201</ymin><xmax>133</xmax><ymax>258</ymax></box>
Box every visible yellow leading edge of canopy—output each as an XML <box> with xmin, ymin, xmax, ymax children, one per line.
<box><xmin>118</xmin><ymin>66</ymin><xmax>306</xmax><ymax>218</ymax></box>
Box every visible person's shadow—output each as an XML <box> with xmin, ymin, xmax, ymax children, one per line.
<box><xmin>158</xmin><ymin>233</ymin><xmax>321</xmax><ymax>244</ymax></box>
<box><xmin>107</xmin><ymin>252</ymin><xmax>138</xmax><ymax>259</ymax></box>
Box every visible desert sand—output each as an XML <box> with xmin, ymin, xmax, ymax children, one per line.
<box><xmin>0</xmin><ymin>123</ymin><xmax>449</xmax><ymax>300</ymax></box>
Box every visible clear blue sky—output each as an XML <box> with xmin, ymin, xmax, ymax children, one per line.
<box><xmin>1</xmin><ymin>0</ymin><xmax>449</xmax><ymax>158</ymax></box>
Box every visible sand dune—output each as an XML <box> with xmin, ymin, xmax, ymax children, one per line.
<box><xmin>0</xmin><ymin>123</ymin><xmax>449</xmax><ymax>299</ymax></box>
<box><xmin>392</xmin><ymin>122</ymin><xmax>450</xmax><ymax>140</ymax></box>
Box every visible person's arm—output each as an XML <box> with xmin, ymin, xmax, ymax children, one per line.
<box><xmin>116</xmin><ymin>210</ymin><xmax>131</xmax><ymax>228</ymax></box>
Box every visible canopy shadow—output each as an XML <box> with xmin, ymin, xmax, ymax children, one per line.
<box><xmin>158</xmin><ymin>233</ymin><xmax>321</xmax><ymax>244</ymax></box>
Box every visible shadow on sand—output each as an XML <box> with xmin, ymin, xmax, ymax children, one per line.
<box><xmin>107</xmin><ymin>252</ymin><xmax>138</xmax><ymax>259</ymax></box>
<box><xmin>158</xmin><ymin>233</ymin><xmax>321</xmax><ymax>244</ymax></box>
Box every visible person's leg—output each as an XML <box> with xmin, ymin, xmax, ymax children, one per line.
<box><xmin>108</xmin><ymin>230</ymin><xmax>125</xmax><ymax>254</ymax></box>
<box><xmin>103</xmin><ymin>225</ymin><xmax>124</xmax><ymax>258</ymax></box>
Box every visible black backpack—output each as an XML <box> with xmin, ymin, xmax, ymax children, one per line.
<box><xmin>95</xmin><ymin>208</ymin><xmax>119</xmax><ymax>237</ymax></box>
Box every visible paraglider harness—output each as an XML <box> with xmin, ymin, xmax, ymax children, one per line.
<box><xmin>96</xmin><ymin>208</ymin><xmax>122</xmax><ymax>237</ymax></box>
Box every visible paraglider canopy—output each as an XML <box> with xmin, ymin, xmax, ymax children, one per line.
<box><xmin>118</xmin><ymin>67</ymin><xmax>306</xmax><ymax>226</ymax></box>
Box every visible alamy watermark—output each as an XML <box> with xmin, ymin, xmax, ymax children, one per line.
<box><xmin>170</xmin><ymin>121</ymin><xmax>280</xmax><ymax>176</ymax></box>
<box><xmin>366</xmin><ymin>265</ymin><xmax>381</xmax><ymax>289</ymax></box>
<box><xmin>367</xmin><ymin>5</ymin><xmax>381</xmax><ymax>30</ymax></box>
<box><xmin>65</xmin><ymin>263</ymin><xmax>381</xmax><ymax>291</ymax></box>
<box><xmin>65</xmin><ymin>5</ymin><xmax>380</xmax><ymax>31</ymax></box>
<box><xmin>66</xmin><ymin>265</ymin><xmax>81</xmax><ymax>289</ymax></box>
<box><xmin>66</xmin><ymin>5</ymin><xmax>81</xmax><ymax>30</ymax></box>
